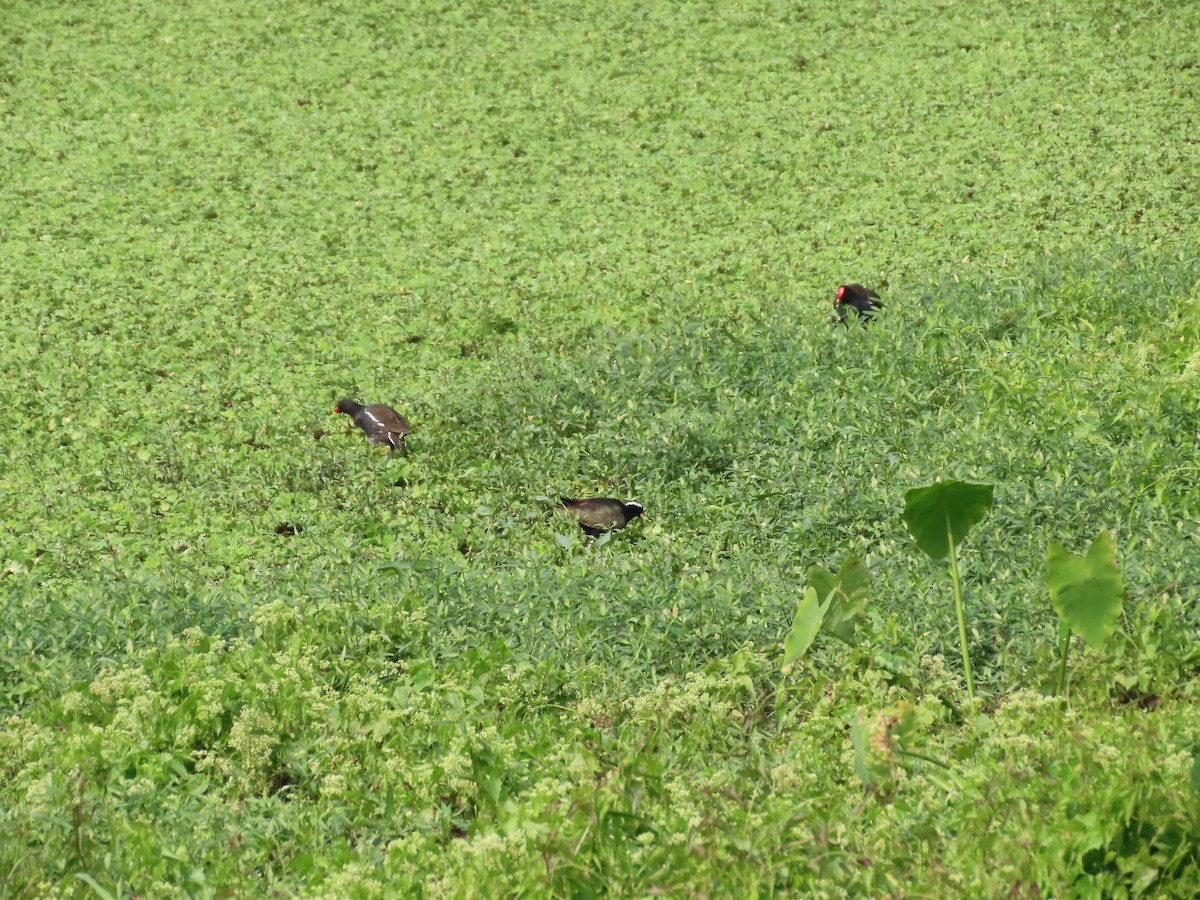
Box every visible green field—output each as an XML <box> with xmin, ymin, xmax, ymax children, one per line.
<box><xmin>3</xmin><ymin>0</ymin><xmax>1200</xmax><ymax>895</ymax></box>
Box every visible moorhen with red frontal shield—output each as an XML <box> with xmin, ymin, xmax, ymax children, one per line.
<box><xmin>334</xmin><ymin>399</ymin><xmax>411</xmax><ymax>454</ymax></box>
<box><xmin>834</xmin><ymin>283</ymin><xmax>883</xmax><ymax>324</ymax></box>
<box><xmin>559</xmin><ymin>497</ymin><xmax>645</xmax><ymax>536</ymax></box>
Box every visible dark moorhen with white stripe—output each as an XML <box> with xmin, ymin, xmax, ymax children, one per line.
<box><xmin>559</xmin><ymin>497</ymin><xmax>645</xmax><ymax>536</ymax></box>
<box><xmin>334</xmin><ymin>399</ymin><xmax>411</xmax><ymax>454</ymax></box>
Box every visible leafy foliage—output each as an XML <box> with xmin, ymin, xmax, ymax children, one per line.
<box><xmin>850</xmin><ymin>701</ymin><xmax>919</xmax><ymax>798</ymax></box>
<box><xmin>783</xmin><ymin>557</ymin><xmax>869</xmax><ymax>666</ymax></box>
<box><xmin>807</xmin><ymin>557</ymin><xmax>870</xmax><ymax>644</ymax></box>
<box><xmin>1</xmin><ymin>0</ymin><xmax>1200</xmax><ymax>896</ymax></box>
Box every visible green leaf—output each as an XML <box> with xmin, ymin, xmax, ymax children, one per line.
<box><xmin>73</xmin><ymin>874</ymin><xmax>117</xmax><ymax>900</ymax></box>
<box><xmin>287</xmin><ymin>853</ymin><xmax>316</xmax><ymax>876</ymax></box>
<box><xmin>807</xmin><ymin>557</ymin><xmax>870</xmax><ymax>642</ymax></box>
<box><xmin>902</xmin><ymin>481</ymin><xmax>995</xmax><ymax>560</ymax></box>
<box><xmin>1047</xmin><ymin>532</ymin><xmax>1124</xmax><ymax>650</ymax></box>
<box><xmin>553</xmin><ymin>532</ymin><xmax>576</xmax><ymax>550</ymax></box>
<box><xmin>783</xmin><ymin>586</ymin><xmax>829</xmax><ymax>667</ymax></box>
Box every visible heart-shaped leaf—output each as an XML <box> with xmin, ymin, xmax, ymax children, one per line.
<box><xmin>902</xmin><ymin>481</ymin><xmax>994</xmax><ymax>560</ymax></box>
<box><xmin>783</xmin><ymin>586</ymin><xmax>829</xmax><ymax>667</ymax></box>
<box><xmin>1048</xmin><ymin>532</ymin><xmax>1124</xmax><ymax>650</ymax></box>
<box><xmin>807</xmin><ymin>557</ymin><xmax>870</xmax><ymax>642</ymax></box>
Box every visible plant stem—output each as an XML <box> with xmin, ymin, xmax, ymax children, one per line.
<box><xmin>946</xmin><ymin>511</ymin><xmax>976</xmax><ymax>710</ymax></box>
<box><xmin>1055</xmin><ymin>627</ymin><xmax>1070</xmax><ymax>699</ymax></box>
<box><xmin>896</xmin><ymin>748</ymin><xmax>952</xmax><ymax>770</ymax></box>
<box><xmin>823</xmin><ymin>627</ymin><xmax>859</xmax><ymax>650</ymax></box>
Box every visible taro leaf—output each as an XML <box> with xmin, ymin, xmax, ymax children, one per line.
<box><xmin>1047</xmin><ymin>532</ymin><xmax>1124</xmax><ymax>651</ymax></box>
<box><xmin>807</xmin><ymin>557</ymin><xmax>870</xmax><ymax>642</ymax></box>
<box><xmin>902</xmin><ymin>481</ymin><xmax>995</xmax><ymax>560</ymax></box>
<box><xmin>783</xmin><ymin>586</ymin><xmax>829</xmax><ymax>667</ymax></box>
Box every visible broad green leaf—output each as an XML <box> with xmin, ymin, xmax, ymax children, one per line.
<box><xmin>807</xmin><ymin>557</ymin><xmax>870</xmax><ymax>642</ymax></box>
<box><xmin>554</xmin><ymin>532</ymin><xmax>576</xmax><ymax>550</ymax></box>
<box><xmin>783</xmin><ymin>586</ymin><xmax>828</xmax><ymax>667</ymax></box>
<box><xmin>73</xmin><ymin>874</ymin><xmax>117</xmax><ymax>900</ymax></box>
<box><xmin>1048</xmin><ymin>532</ymin><xmax>1124</xmax><ymax>650</ymax></box>
<box><xmin>902</xmin><ymin>481</ymin><xmax>995</xmax><ymax>560</ymax></box>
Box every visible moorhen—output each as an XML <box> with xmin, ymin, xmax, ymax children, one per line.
<box><xmin>559</xmin><ymin>497</ymin><xmax>645</xmax><ymax>536</ymax></box>
<box><xmin>834</xmin><ymin>283</ymin><xmax>883</xmax><ymax>324</ymax></box>
<box><xmin>334</xmin><ymin>399</ymin><xmax>411</xmax><ymax>454</ymax></box>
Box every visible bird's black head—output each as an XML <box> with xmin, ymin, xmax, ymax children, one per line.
<box><xmin>334</xmin><ymin>399</ymin><xmax>362</xmax><ymax>416</ymax></box>
<box><xmin>622</xmin><ymin>501</ymin><xmax>645</xmax><ymax>521</ymax></box>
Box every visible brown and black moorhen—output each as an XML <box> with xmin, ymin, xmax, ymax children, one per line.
<box><xmin>334</xmin><ymin>399</ymin><xmax>411</xmax><ymax>454</ymax></box>
<box><xmin>559</xmin><ymin>497</ymin><xmax>645</xmax><ymax>536</ymax></box>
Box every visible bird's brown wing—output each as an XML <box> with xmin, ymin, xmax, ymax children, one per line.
<box><xmin>562</xmin><ymin>498</ymin><xmax>625</xmax><ymax>531</ymax></box>
<box><xmin>364</xmin><ymin>405</ymin><xmax>411</xmax><ymax>435</ymax></box>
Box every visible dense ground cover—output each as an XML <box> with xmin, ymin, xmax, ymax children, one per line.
<box><xmin>2</xmin><ymin>0</ymin><xmax>1199</xmax><ymax>895</ymax></box>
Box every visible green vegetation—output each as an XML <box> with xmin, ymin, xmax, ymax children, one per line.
<box><xmin>3</xmin><ymin>0</ymin><xmax>1200</xmax><ymax>895</ymax></box>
